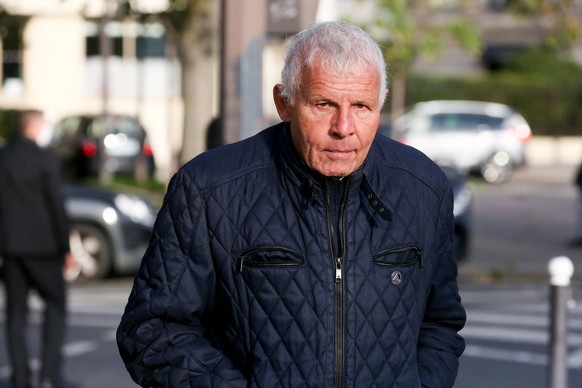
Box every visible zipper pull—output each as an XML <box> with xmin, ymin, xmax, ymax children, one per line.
<box><xmin>335</xmin><ymin>257</ymin><xmax>342</xmax><ymax>283</ymax></box>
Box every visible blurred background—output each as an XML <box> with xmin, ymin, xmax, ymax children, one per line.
<box><xmin>1</xmin><ymin>0</ymin><xmax>582</xmax><ymax>387</ymax></box>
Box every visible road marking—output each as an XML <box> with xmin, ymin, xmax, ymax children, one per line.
<box><xmin>464</xmin><ymin>344</ymin><xmax>547</xmax><ymax>366</ymax></box>
<box><xmin>0</xmin><ymin>340</ymin><xmax>102</xmax><ymax>378</ymax></box>
<box><xmin>0</xmin><ymin>329</ymin><xmax>118</xmax><ymax>378</ymax></box>
<box><xmin>463</xmin><ymin>323</ymin><xmax>582</xmax><ymax>346</ymax></box>
<box><xmin>464</xmin><ymin>344</ymin><xmax>582</xmax><ymax>370</ymax></box>
<box><xmin>64</xmin><ymin>341</ymin><xmax>99</xmax><ymax>357</ymax></box>
<box><xmin>568</xmin><ymin>346</ymin><xmax>582</xmax><ymax>368</ymax></box>
<box><xmin>468</xmin><ymin>311</ymin><xmax>547</xmax><ymax>326</ymax></box>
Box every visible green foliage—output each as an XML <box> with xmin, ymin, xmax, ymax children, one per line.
<box><xmin>367</xmin><ymin>0</ymin><xmax>481</xmax><ymax>74</ymax></box>
<box><xmin>0</xmin><ymin>109</ymin><xmax>21</xmax><ymax>142</ymax></box>
<box><xmin>371</xmin><ymin>0</ymin><xmax>417</xmax><ymax>72</ymax></box>
<box><xmin>447</xmin><ymin>20</ymin><xmax>481</xmax><ymax>55</ymax></box>
<box><xmin>401</xmin><ymin>44</ymin><xmax>582</xmax><ymax>137</ymax></box>
<box><xmin>509</xmin><ymin>0</ymin><xmax>581</xmax><ymax>50</ymax></box>
<box><xmin>404</xmin><ymin>70</ymin><xmax>582</xmax><ymax>137</ymax></box>
<box><xmin>499</xmin><ymin>46</ymin><xmax>582</xmax><ymax>82</ymax></box>
<box><xmin>507</xmin><ymin>0</ymin><xmax>540</xmax><ymax>15</ymax></box>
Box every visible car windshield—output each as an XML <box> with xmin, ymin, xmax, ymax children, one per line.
<box><xmin>89</xmin><ymin>116</ymin><xmax>144</xmax><ymax>138</ymax></box>
<box><xmin>407</xmin><ymin>113</ymin><xmax>505</xmax><ymax>134</ymax></box>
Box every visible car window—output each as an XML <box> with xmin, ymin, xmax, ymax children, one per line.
<box><xmin>109</xmin><ymin>116</ymin><xmax>143</xmax><ymax>137</ymax></box>
<box><xmin>504</xmin><ymin>113</ymin><xmax>528</xmax><ymax>129</ymax></box>
<box><xmin>88</xmin><ymin>117</ymin><xmax>106</xmax><ymax>139</ymax></box>
<box><xmin>405</xmin><ymin>115</ymin><xmax>432</xmax><ymax>134</ymax></box>
<box><xmin>88</xmin><ymin>116</ymin><xmax>143</xmax><ymax>139</ymax></box>
<box><xmin>51</xmin><ymin>116</ymin><xmax>82</xmax><ymax>142</ymax></box>
<box><xmin>427</xmin><ymin>113</ymin><xmax>504</xmax><ymax>132</ymax></box>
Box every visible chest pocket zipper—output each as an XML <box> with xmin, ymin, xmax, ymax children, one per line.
<box><xmin>372</xmin><ymin>245</ymin><xmax>423</xmax><ymax>268</ymax></box>
<box><xmin>238</xmin><ymin>246</ymin><xmax>305</xmax><ymax>272</ymax></box>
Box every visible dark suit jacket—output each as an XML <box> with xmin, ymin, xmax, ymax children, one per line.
<box><xmin>0</xmin><ymin>137</ymin><xmax>70</xmax><ymax>257</ymax></box>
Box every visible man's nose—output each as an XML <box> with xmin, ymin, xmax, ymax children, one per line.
<box><xmin>332</xmin><ymin>108</ymin><xmax>354</xmax><ymax>137</ymax></box>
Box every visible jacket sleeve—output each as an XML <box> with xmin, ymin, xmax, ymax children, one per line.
<box><xmin>417</xmin><ymin>186</ymin><xmax>466</xmax><ymax>388</ymax></box>
<box><xmin>43</xmin><ymin>151</ymin><xmax>70</xmax><ymax>255</ymax></box>
<box><xmin>116</xmin><ymin>169</ymin><xmax>247</xmax><ymax>387</ymax></box>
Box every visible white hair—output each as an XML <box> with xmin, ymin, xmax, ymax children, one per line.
<box><xmin>279</xmin><ymin>21</ymin><xmax>388</xmax><ymax>107</ymax></box>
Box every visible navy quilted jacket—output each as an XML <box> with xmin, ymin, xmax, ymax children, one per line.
<box><xmin>117</xmin><ymin>122</ymin><xmax>466</xmax><ymax>387</ymax></box>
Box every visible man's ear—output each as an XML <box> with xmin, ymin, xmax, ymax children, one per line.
<box><xmin>273</xmin><ymin>84</ymin><xmax>291</xmax><ymax>122</ymax></box>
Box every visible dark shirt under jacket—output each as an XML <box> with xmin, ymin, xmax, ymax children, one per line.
<box><xmin>0</xmin><ymin>137</ymin><xmax>70</xmax><ymax>257</ymax></box>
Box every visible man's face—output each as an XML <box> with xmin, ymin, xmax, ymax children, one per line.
<box><xmin>274</xmin><ymin>65</ymin><xmax>383</xmax><ymax>177</ymax></box>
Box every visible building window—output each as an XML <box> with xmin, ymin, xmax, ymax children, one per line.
<box><xmin>85</xmin><ymin>19</ymin><xmax>166</xmax><ymax>59</ymax></box>
<box><xmin>136</xmin><ymin>22</ymin><xmax>166</xmax><ymax>59</ymax></box>
<box><xmin>488</xmin><ymin>0</ymin><xmax>510</xmax><ymax>11</ymax></box>
<box><xmin>84</xmin><ymin>18</ymin><xmax>179</xmax><ymax>98</ymax></box>
<box><xmin>85</xmin><ymin>20</ymin><xmax>125</xmax><ymax>57</ymax></box>
<box><xmin>0</xmin><ymin>18</ymin><xmax>24</xmax><ymax>96</ymax></box>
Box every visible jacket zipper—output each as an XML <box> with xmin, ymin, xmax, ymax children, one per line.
<box><xmin>324</xmin><ymin>177</ymin><xmax>350</xmax><ymax>388</ymax></box>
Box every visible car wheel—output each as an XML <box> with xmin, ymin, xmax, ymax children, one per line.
<box><xmin>66</xmin><ymin>223</ymin><xmax>112</xmax><ymax>282</ymax></box>
<box><xmin>481</xmin><ymin>151</ymin><xmax>513</xmax><ymax>184</ymax></box>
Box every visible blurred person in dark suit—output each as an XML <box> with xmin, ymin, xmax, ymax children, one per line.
<box><xmin>0</xmin><ymin>109</ymin><xmax>75</xmax><ymax>388</ymax></box>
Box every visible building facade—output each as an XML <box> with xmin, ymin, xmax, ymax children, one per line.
<box><xmin>0</xmin><ymin>0</ymin><xmax>577</xmax><ymax>177</ymax></box>
<box><xmin>0</xmin><ymin>0</ymin><xmax>183</xmax><ymax>178</ymax></box>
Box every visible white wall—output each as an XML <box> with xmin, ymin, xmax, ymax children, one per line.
<box><xmin>23</xmin><ymin>15</ymin><xmax>85</xmax><ymax>120</ymax></box>
<box><xmin>526</xmin><ymin>137</ymin><xmax>582</xmax><ymax>166</ymax></box>
<box><xmin>0</xmin><ymin>0</ymin><xmax>169</xmax><ymax>16</ymax></box>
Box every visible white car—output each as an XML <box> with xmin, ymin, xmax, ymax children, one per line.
<box><xmin>393</xmin><ymin>100</ymin><xmax>532</xmax><ymax>183</ymax></box>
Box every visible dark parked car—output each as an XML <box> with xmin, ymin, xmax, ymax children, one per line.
<box><xmin>47</xmin><ymin>114</ymin><xmax>155</xmax><ymax>179</ymax></box>
<box><xmin>64</xmin><ymin>184</ymin><xmax>156</xmax><ymax>282</ymax></box>
<box><xmin>442</xmin><ymin>166</ymin><xmax>473</xmax><ymax>261</ymax></box>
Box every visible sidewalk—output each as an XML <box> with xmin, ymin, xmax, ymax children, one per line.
<box><xmin>510</xmin><ymin>163</ymin><xmax>577</xmax><ymax>185</ymax></box>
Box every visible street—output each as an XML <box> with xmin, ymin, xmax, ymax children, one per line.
<box><xmin>0</xmin><ymin>279</ymin><xmax>137</xmax><ymax>388</ymax></box>
<box><xmin>455</xmin><ymin>283</ymin><xmax>582</xmax><ymax>388</ymax></box>
<box><xmin>458</xmin><ymin>164</ymin><xmax>582</xmax><ymax>283</ymax></box>
<box><xmin>2</xmin><ymin>281</ymin><xmax>581</xmax><ymax>388</ymax></box>
<box><xmin>1</xmin><ymin>164</ymin><xmax>582</xmax><ymax>387</ymax></box>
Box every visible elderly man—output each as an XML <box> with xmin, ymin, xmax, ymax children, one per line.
<box><xmin>118</xmin><ymin>21</ymin><xmax>465</xmax><ymax>387</ymax></box>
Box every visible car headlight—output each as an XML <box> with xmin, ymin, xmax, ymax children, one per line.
<box><xmin>114</xmin><ymin>194</ymin><xmax>156</xmax><ymax>226</ymax></box>
<box><xmin>102</xmin><ymin>207</ymin><xmax>118</xmax><ymax>225</ymax></box>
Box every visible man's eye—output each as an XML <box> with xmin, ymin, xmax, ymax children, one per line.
<box><xmin>317</xmin><ymin>102</ymin><xmax>329</xmax><ymax>107</ymax></box>
<box><xmin>355</xmin><ymin>104</ymin><xmax>367</xmax><ymax>109</ymax></box>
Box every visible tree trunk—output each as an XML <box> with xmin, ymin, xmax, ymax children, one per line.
<box><xmin>177</xmin><ymin>0</ymin><xmax>221</xmax><ymax>166</ymax></box>
<box><xmin>390</xmin><ymin>70</ymin><xmax>407</xmax><ymax>125</ymax></box>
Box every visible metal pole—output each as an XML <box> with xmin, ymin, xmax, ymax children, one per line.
<box><xmin>547</xmin><ymin>256</ymin><xmax>574</xmax><ymax>388</ymax></box>
<box><xmin>98</xmin><ymin>0</ymin><xmax>114</xmax><ymax>183</ymax></box>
